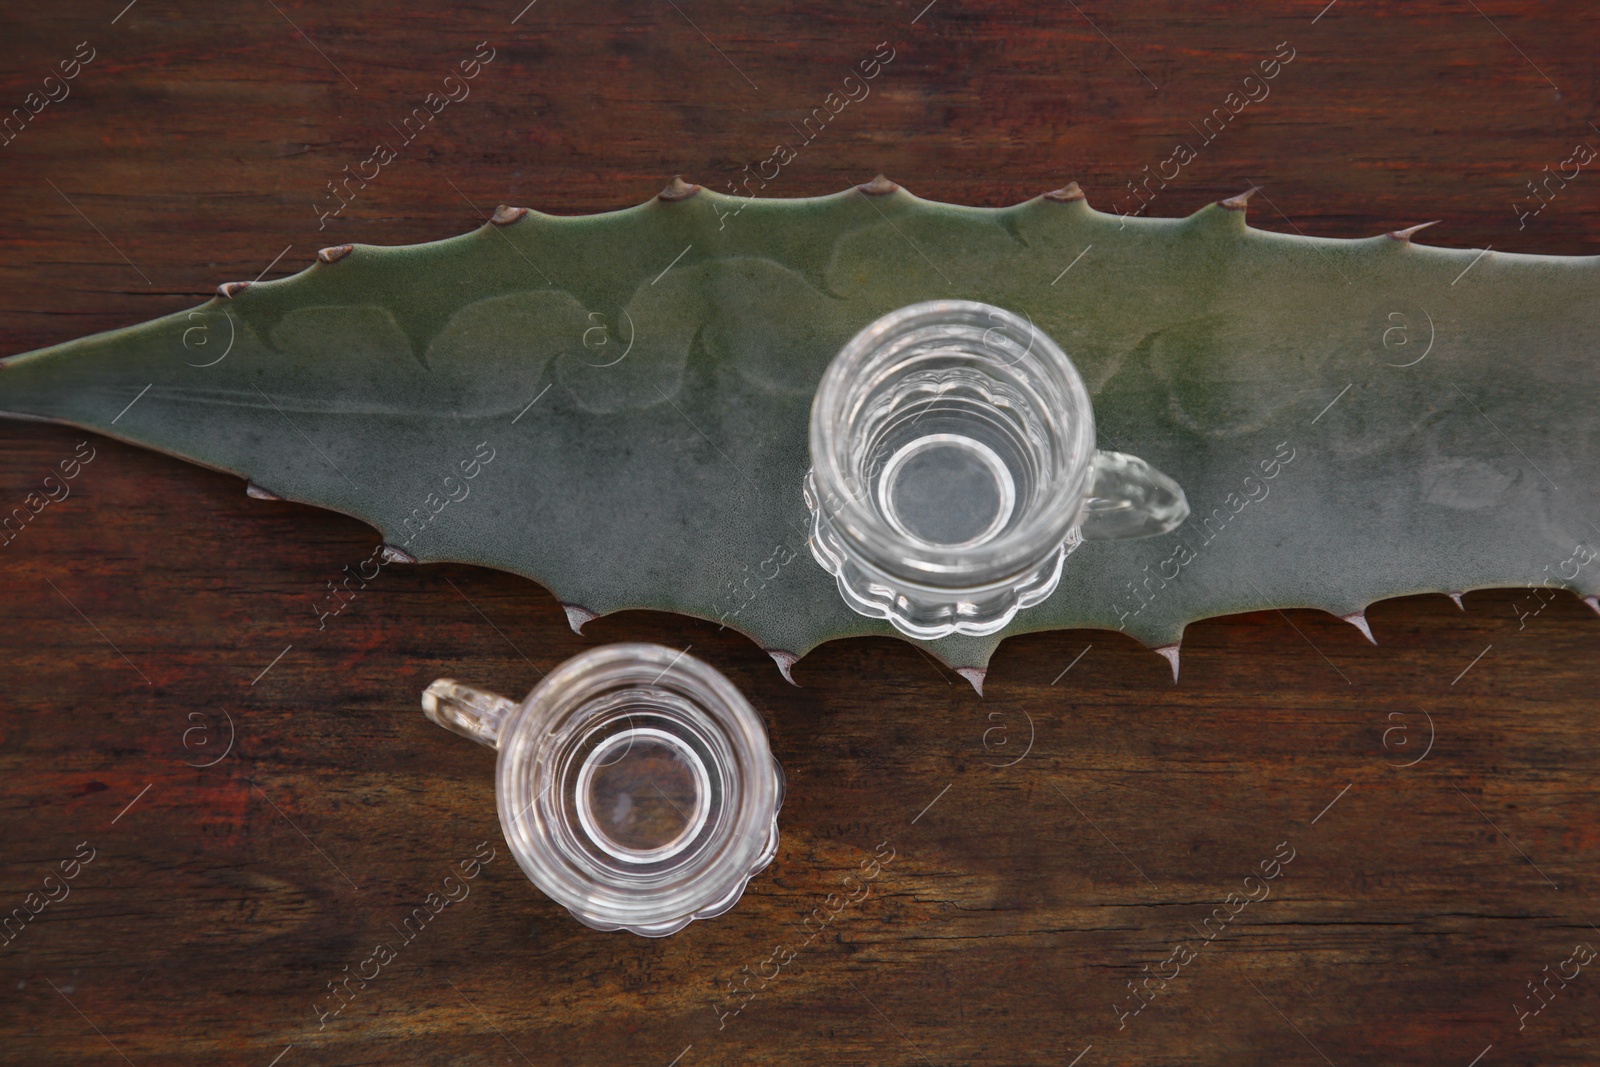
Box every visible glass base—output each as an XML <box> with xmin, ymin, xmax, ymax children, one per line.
<box><xmin>568</xmin><ymin>807</ymin><xmax>782</xmax><ymax>936</ymax></box>
<box><xmin>805</xmin><ymin>468</ymin><xmax>1080</xmax><ymax>640</ymax></box>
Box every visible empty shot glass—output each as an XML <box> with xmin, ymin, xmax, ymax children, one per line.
<box><xmin>805</xmin><ymin>300</ymin><xmax>1189</xmax><ymax>640</ymax></box>
<box><xmin>422</xmin><ymin>643</ymin><xmax>783</xmax><ymax>936</ymax></box>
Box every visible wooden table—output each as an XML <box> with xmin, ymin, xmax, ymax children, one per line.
<box><xmin>3</xmin><ymin>2</ymin><xmax>1598</xmax><ymax>1063</ymax></box>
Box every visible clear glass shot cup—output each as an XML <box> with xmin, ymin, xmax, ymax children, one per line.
<box><xmin>422</xmin><ymin>643</ymin><xmax>783</xmax><ymax>937</ymax></box>
<box><xmin>805</xmin><ymin>300</ymin><xmax>1190</xmax><ymax>640</ymax></box>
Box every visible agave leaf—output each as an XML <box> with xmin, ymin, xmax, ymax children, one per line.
<box><xmin>3</xmin><ymin>180</ymin><xmax>1597</xmax><ymax>685</ymax></box>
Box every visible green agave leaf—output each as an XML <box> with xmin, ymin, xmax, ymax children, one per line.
<box><xmin>4</xmin><ymin>179</ymin><xmax>1598</xmax><ymax>687</ymax></box>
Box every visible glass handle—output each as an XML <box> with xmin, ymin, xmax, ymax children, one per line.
<box><xmin>422</xmin><ymin>678</ymin><xmax>518</xmax><ymax>750</ymax></box>
<box><xmin>1077</xmin><ymin>450</ymin><xmax>1190</xmax><ymax>541</ymax></box>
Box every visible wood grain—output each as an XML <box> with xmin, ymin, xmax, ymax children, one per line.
<box><xmin>2</xmin><ymin>2</ymin><xmax>1599</xmax><ymax>1064</ymax></box>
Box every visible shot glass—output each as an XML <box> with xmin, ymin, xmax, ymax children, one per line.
<box><xmin>422</xmin><ymin>643</ymin><xmax>783</xmax><ymax>937</ymax></box>
<box><xmin>805</xmin><ymin>300</ymin><xmax>1189</xmax><ymax>640</ymax></box>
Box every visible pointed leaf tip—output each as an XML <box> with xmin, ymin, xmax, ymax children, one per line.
<box><xmin>217</xmin><ymin>281</ymin><xmax>250</xmax><ymax>299</ymax></box>
<box><xmin>954</xmin><ymin>666</ymin><xmax>985</xmax><ymax>696</ymax></box>
<box><xmin>1448</xmin><ymin>592</ymin><xmax>1466</xmax><ymax>611</ymax></box>
<box><xmin>857</xmin><ymin>174</ymin><xmax>899</xmax><ymax>196</ymax></box>
<box><xmin>1341</xmin><ymin>610</ymin><xmax>1377</xmax><ymax>645</ymax></box>
<box><xmin>245</xmin><ymin>481</ymin><xmax>281</xmax><ymax>500</ymax></box>
<box><xmin>380</xmin><ymin>544</ymin><xmax>417</xmax><ymax>564</ymax></box>
<box><xmin>1153</xmin><ymin>644</ymin><xmax>1180</xmax><ymax>682</ymax></box>
<box><xmin>1043</xmin><ymin>181</ymin><xmax>1086</xmax><ymax>203</ymax></box>
<box><xmin>1219</xmin><ymin>187</ymin><xmax>1259</xmax><ymax>211</ymax></box>
<box><xmin>658</xmin><ymin>176</ymin><xmax>700</xmax><ymax>202</ymax></box>
<box><xmin>562</xmin><ymin>603</ymin><xmax>597</xmax><ymax>635</ymax></box>
<box><xmin>767</xmin><ymin>650</ymin><xmax>801</xmax><ymax>686</ymax></box>
<box><xmin>490</xmin><ymin>205</ymin><xmax>529</xmax><ymax>226</ymax></box>
<box><xmin>316</xmin><ymin>244</ymin><xmax>354</xmax><ymax>264</ymax></box>
<box><xmin>1584</xmin><ymin>595</ymin><xmax>1600</xmax><ymax>617</ymax></box>
<box><xmin>1387</xmin><ymin>220</ymin><xmax>1441</xmax><ymax>242</ymax></box>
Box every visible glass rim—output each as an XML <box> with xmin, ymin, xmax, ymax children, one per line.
<box><xmin>808</xmin><ymin>299</ymin><xmax>1097</xmax><ymax>584</ymax></box>
<box><xmin>495</xmin><ymin>643</ymin><xmax>779</xmax><ymax>933</ymax></box>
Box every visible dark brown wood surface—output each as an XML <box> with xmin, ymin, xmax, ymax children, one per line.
<box><xmin>3</xmin><ymin>2</ymin><xmax>1599</xmax><ymax>1064</ymax></box>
